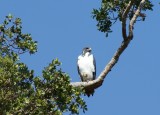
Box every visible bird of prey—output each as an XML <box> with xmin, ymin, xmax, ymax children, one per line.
<box><xmin>77</xmin><ymin>47</ymin><xmax>96</xmax><ymax>97</ymax></box>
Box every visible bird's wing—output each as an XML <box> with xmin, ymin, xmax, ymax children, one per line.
<box><xmin>93</xmin><ymin>56</ymin><xmax>96</xmax><ymax>80</ymax></box>
<box><xmin>77</xmin><ymin>56</ymin><xmax>84</xmax><ymax>81</ymax></box>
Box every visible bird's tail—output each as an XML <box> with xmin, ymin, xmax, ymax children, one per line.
<box><xmin>85</xmin><ymin>87</ymin><xmax>94</xmax><ymax>97</ymax></box>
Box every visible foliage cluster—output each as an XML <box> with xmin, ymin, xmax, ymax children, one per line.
<box><xmin>92</xmin><ymin>0</ymin><xmax>153</xmax><ymax>37</ymax></box>
<box><xmin>0</xmin><ymin>14</ymin><xmax>87</xmax><ymax>115</ymax></box>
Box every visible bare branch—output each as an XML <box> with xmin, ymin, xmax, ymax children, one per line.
<box><xmin>122</xmin><ymin>0</ymin><xmax>134</xmax><ymax>40</ymax></box>
<box><xmin>129</xmin><ymin>0</ymin><xmax>146</xmax><ymax>38</ymax></box>
<box><xmin>71</xmin><ymin>0</ymin><xmax>146</xmax><ymax>93</ymax></box>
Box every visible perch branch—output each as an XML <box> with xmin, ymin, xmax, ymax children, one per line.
<box><xmin>71</xmin><ymin>0</ymin><xmax>146</xmax><ymax>91</ymax></box>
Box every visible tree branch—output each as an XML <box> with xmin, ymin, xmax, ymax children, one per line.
<box><xmin>71</xmin><ymin>0</ymin><xmax>146</xmax><ymax>92</ymax></box>
<box><xmin>71</xmin><ymin>39</ymin><xmax>130</xmax><ymax>89</ymax></box>
<box><xmin>129</xmin><ymin>0</ymin><xmax>146</xmax><ymax>38</ymax></box>
<box><xmin>122</xmin><ymin>0</ymin><xmax>134</xmax><ymax>40</ymax></box>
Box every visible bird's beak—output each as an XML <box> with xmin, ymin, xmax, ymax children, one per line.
<box><xmin>88</xmin><ymin>48</ymin><xmax>92</xmax><ymax>52</ymax></box>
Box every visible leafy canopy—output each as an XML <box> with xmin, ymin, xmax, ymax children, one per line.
<box><xmin>0</xmin><ymin>14</ymin><xmax>87</xmax><ymax>115</ymax></box>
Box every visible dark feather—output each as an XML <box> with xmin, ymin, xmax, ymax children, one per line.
<box><xmin>85</xmin><ymin>89</ymin><xmax>94</xmax><ymax>97</ymax></box>
<box><xmin>93</xmin><ymin>56</ymin><xmax>96</xmax><ymax>80</ymax></box>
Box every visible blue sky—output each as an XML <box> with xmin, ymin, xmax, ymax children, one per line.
<box><xmin>1</xmin><ymin>1</ymin><xmax>160</xmax><ymax>115</ymax></box>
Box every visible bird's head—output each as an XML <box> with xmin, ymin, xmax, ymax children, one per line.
<box><xmin>82</xmin><ymin>47</ymin><xmax>92</xmax><ymax>56</ymax></box>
